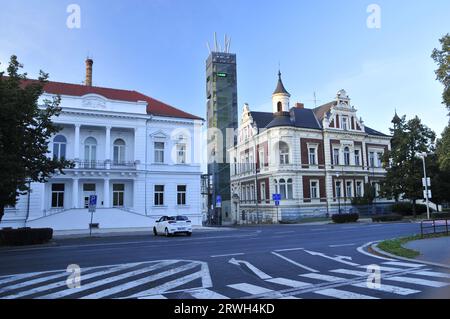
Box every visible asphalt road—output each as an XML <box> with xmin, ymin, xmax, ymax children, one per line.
<box><xmin>1</xmin><ymin>222</ymin><xmax>450</xmax><ymax>299</ymax></box>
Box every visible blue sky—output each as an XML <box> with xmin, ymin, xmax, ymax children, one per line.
<box><xmin>0</xmin><ymin>0</ymin><xmax>449</xmax><ymax>136</ymax></box>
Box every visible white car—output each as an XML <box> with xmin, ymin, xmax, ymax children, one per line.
<box><xmin>153</xmin><ymin>215</ymin><xmax>192</xmax><ymax>237</ymax></box>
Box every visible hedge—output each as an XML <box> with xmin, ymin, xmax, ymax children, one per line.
<box><xmin>0</xmin><ymin>228</ymin><xmax>53</xmax><ymax>246</ymax></box>
<box><xmin>432</xmin><ymin>212</ymin><xmax>450</xmax><ymax>219</ymax></box>
<box><xmin>391</xmin><ymin>202</ymin><xmax>430</xmax><ymax>216</ymax></box>
<box><xmin>332</xmin><ymin>213</ymin><xmax>359</xmax><ymax>224</ymax></box>
<box><xmin>372</xmin><ymin>214</ymin><xmax>403</xmax><ymax>222</ymax></box>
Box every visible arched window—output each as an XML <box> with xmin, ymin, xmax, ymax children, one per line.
<box><xmin>84</xmin><ymin>137</ymin><xmax>97</xmax><ymax>167</ymax></box>
<box><xmin>279</xmin><ymin>179</ymin><xmax>287</xmax><ymax>199</ymax></box>
<box><xmin>113</xmin><ymin>139</ymin><xmax>126</xmax><ymax>164</ymax></box>
<box><xmin>279</xmin><ymin>142</ymin><xmax>289</xmax><ymax>165</ymax></box>
<box><xmin>287</xmin><ymin>178</ymin><xmax>293</xmax><ymax>199</ymax></box>
<box><xmin>53</xmin><ymin>135</ymin><xmax>67</xmax><ymax>160</ymax></box>
<box><xmin>344</xmin><ymin>147</ymin><xmax>350</xmax><ymax>166</ymax></box>
<box><xmin>277</xmin><ymin>101</ymin><xmax>283</xmax><ymax>113</ymax></box>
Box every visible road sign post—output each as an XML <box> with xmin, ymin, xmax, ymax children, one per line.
<box><xmin>272</xmin><ymin>194</ymin><xmax>281</xmax><ymax>223</ymax></box>
<box><xmin>88</xmin><ymin>195</ymin><xmax>97</xmax><ymax>237</ymax></box>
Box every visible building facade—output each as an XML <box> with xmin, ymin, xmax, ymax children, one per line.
<box><xmin>206</xmin><ymin>51</ymin><xmax>239</xmax><ymax>225</ymax></box>
<box><xmin>229</xmin><ymin>73</ymin><xmax>392</xmax><ymax>223</ymax></box>
<box><xmin>1</xmin><ymin>60</ymin><xmax>204</xmax><ymax>230</ymax></box>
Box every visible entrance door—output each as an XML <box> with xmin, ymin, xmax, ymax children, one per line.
<box><xmin>83</xmin><ymin>183</ymin><xmax>96</xmax><ymax>208</ymax></box>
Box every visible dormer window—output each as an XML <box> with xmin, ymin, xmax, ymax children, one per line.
<box><xmin>342</xmin><ymin>117</ymin><xmax>349</xmax><ymax>130</ymax></box>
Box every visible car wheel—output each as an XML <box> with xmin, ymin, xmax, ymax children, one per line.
<box><xmin>165</xmin><ymin>228</ymin><xmax>171</xmax><ymax>237</ymax></box>
<box><xmin>153</xmin><ymin>227</ymin><xmax>157</xmax><ymax>236</ymax></box>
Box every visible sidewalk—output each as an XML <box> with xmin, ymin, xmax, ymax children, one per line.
<box><xmin>403</xmin><ymin>236</ymin><xmax>450</xmax><ymax>265</ymax></box>
<box><xmin>53</xmin><ymin>225</ymin><xmax>234</xmax><ymax>239</ymax></box>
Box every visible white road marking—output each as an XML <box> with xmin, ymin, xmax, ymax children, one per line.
<box><xmin>358</xmin><ymin>265</ymin><xmax>403</xmax><ymax>272</ymax></box>
<box><xmin>211</xmin><ymin>253</ymin><xmax>245</xmax><ymax>258</ymax></box>
<box><xmin>383</xmin><ymin>261</ymin><xmax>425</xmax><ymax>268</ymax></box>
<box><xmin>351</xmin><ymin>282</ymin><xmax>421</xmax><ymax>296</ymax></box>
<box><xmin>273</xmin><ymin>248</ymin><xmax>304</xmax><ymax>252</ymax></box>
<box><xmin>228</xmin><ymin>258</ymin><xmax>272</xmax><ymax>280</ymax></box>
<box><xmin>303</xmin><ymin>250</ymin><xmax>359</xmax><ymax>266</ymax></box>
<box><xmin>299</xmin><ymin>273</ymin><xmax>345</xmax><ymax>282</ymax></box>
<box><xmin>0</xmin><ymin>272</ymin><xmax>72</xmax><ymax>294</ymax></box>
<box><xmin>81</xmin><ymin>262</ymin><xmax>200</xmax><ymax>299</ymax></box>
<box><xmin>137</xmin><ymin>294</ymin><xmax>167</xmax><ymax>299</ymax></box>
<box><xmin>278</xmin><ymin>296</ymin><xmax>301</xmax><ymax>299</ymax></box>
<box><xmin>412</xmin><ymin>270</ymin><xmax>450</xmax><ymax>279</ymax></box>
<box><xmin>271</xmin><ymin>252</ymin><xmax>319</xmax><ymax>273</ymax></box>
<box><xmin>330</xmin><ymin>269</ymin><xmax>369</xmax><ymax>277</ymax></box>
<box><xmin>37</xmin><ymin>260</ymin><xmax>179</xmax><ymax>299</ymax></box>
<box><xmin>128</xmin><ymin>271</ymin><xmax>204</xmax><ymax>299</ymax></box>
<box><xmin>386</xmin><ymin>276</ymin><xmax>449</xmax><ymax>288</ymax></box>
<box><xmin>329</xmin><ymin>244</ymin><xmax>355</xmax><ymax>248</ymax></box>
<box><xmin>0</xmin><ymin>272</ymin><xmax>56</xmax><ymax>287</ymax></box>
<box><xmin>315</xmin><ymin>288</ymin><xmax>378</xmax><ymax>299</ymax></box>
<box><xmin>189</xmin><ymin>289</ymin><xmax>230</xmax><ymax>299</ymax></box>
<box><xmin>228</xmin><ymin>283</ymin><xmax>273</xmax><ymax>295</ymax></box>
<box><xmin>1</xmin><ymin>263</ymin><xmax>141</xmax><ymax>299</ymax></box>
<box><xmin>274</xmin><ymin>231</ymin><xmax>296</xmax><ymax>235</ymax></box>
<box><xmin>266</xmin><ymin>277</ymin><xmax>312</xmax><ymax>288</ymax></box>
<box><xmin>356</xmin><ymin>241</ymin><xmax>396</xmax><ymax>261</ymax></box>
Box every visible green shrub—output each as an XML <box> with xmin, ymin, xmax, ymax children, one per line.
<box><xmin>391</xmin><ymin>202</ymin><xmax>430</xmax><ymax>216</ymax></box>
<box><xmin>332</xmin><ymin>213</ymin><xmax>359</xmax><ymax>224</ymax></box>
<box><xmin>372</xmin><ymin>214</ymin><xmax>403</xmax><ymax>222</ymax></box>
<box><xmin>0</xmin><ymin>228</ymin><xmax>53</xmax><ymax>246</ymax></box>
<box><xmin>432</xmin><ymin>212</ymin><xmax>450</xmax><ymax>219</ymax></box>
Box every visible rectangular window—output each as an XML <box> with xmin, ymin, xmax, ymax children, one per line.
<box><xmin>377</xmin><ymin>152</ymin><xmax>383</xmax><ymax>168</ymax></box>
<box><xmin>354</xmin><ymin>150</ymin><xmax>360</xmax><ymax>166</ymax></box>
<box><xmin>250</xmin><ymin>185</ymin><xmax>254</xmax><ymax>201</ymax></box>
<box><xmin>342</xmin><ymin>117</ymin><xmax>349</xmax><ymax>130</ymax></box>
<box><xmin>83</xmin><ymin>183</ymin><xmax>96</xmax><ymax>192</ymax></box>
<box><xmin>260</xmin><ymin>182</ymin><xmax>266</xmax><ymax>201</ymax></box>
<box><xmin>51</xmin><ymin>184</ymin><xmax>65</xmax><ymax>208</ymax></box>
<box><xmin>369</xmin><ymin>152</ymin><xmax>375</xmax><ymax>167</ymax></box>
<box><xmin>154</xmin><ymin>185</ymin><xmax>164</xmax><ymax>206</ymax></box>
<box><xmin>333</xmin><ymin>148</ymin><xmax>340</xmax><ymax>166</ymax></box>
<box><xmin>308</xmin><ymin>147</ymin><xmax>317</xmax><ymax>165</ymax></box>
<box><xmin>259</xmin><ymin>150</ymin><xmax>265</xmax><ymax>168</ymax></box>
<box><xmin>335</xmin><ymin>181</ymin><xmax>342</xmax><ymax>198</ymax></box>
<box><xmin>154</xmin><ymin>142</ymin><xmax>165</xmax><ymax>164</ymax></box>
<box><xmin>177</xmin><ymin>144</ymin><xmax>186</xmax><ymax>164</ymax></box>
<box><xmin>346</xmin><ymin>181</ymin><xmax>353</xmax><ymax>198</ymax></box>
<box><xmin>113</xmin><ymin>184</ymin><xmax>125</xmax><ymax>207</ymax></box>
<box><xmin>177</xmin><ymin>185</ymin><xmax>186</xmax><ymax>205</ymax></box>
<box><xmin>356</xmin><ymin>181</ymin><xmax>363</xmax><ymax>197</ymax></box>
<box><xmin>310</xmin><ymin>181</ymin><xmax>319</xmax><ymax>199</ymax></box>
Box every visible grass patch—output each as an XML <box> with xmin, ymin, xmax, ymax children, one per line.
<box><xmin>378</xmin><ymin>233</ymin><xmax>450</xmax><ymax>259</ymax></box>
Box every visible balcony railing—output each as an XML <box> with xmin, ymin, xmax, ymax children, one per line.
<box><xmin>76</xmin><ymin>160</ymin><xmax>136</xmax><ymax>170</ymax></box>
<box><xmin>78</xmin><ymin>161</ymin><xmax>106</xmax><ymax>169</ymax></box>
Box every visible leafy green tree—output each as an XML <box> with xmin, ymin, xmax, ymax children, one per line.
<box><xmin>428</xmin><ymin>153</ymin><xmax>450</xmax><ymax>211</ymax></box>
<box><xmin>431</xmin><ymin>34</ymin><xmax>450</xmax><ymax>110</ymax></box>
<box><xmin>0</xmin><ymin>55</ymin><xmax>73</xmax><ymax>222</ymax></box>
<box><xmin>381</xmin><ymin>114</ymin><xmax>436</xmax><ymax>216</ymax></box>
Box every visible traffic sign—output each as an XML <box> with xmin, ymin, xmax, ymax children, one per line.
<box><xmin>216</xmin><ymin>195</ymin><xmax>222</xmax><ymax>208</ymax></box>
<box><xmin>423</xmin><ymin>190</ymin><xmax>432</xmax><ymax>199</ymax></box>
<box><xmin>422</xmin><ymin>178</ymin><xmax>431</xmax><ymax>187</ymax></box>
<box><xmin>88</xmin><ymin>195</ymin><xmax>97</xmax><ymax>213</ymax></box>
<box><xmin>272</xmin><ymin>194</ymin><xmax>281</xmax><ymax>201</ymax></box>
<box><xmin>275</xmin><ymin>200</ymin><xmax>280</xmax><ymax>206</ymax></box>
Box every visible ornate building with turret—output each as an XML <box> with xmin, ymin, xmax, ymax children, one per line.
<box><xmin>229</xmin><ymin>72</ymin><xmax>392</xmax><ymax>223</ymax></box>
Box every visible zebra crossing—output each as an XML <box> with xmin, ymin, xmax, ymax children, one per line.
<box><xmin>0</xmin><ymin>258</ymin><xmax>449</xmax><ymax>299</ymax></box>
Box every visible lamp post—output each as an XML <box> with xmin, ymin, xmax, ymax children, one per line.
<box><xmin>419</xmin><ymin>152</ymin><xmax>431</xmax><ymax>220</ymax></box>
<box><xmin>336</xmin><ymin>173</ymin><xmax>341</xmax><ymax>214</ymax></box>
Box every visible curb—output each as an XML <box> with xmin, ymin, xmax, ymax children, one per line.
<box><xmin>370</xmin><ymin>243</ymin><xmax>450</xmax><ymax>270</ymax></box>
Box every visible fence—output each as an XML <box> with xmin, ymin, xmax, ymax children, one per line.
<box><xmin>420</xmin><ymin>219</ymin><xmax>449</xmax><ymax>238</ymax></box>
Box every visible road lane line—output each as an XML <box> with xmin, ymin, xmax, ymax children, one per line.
<box><xmin>314</xmin><ymin>288</ymin><xmax>378</xmax><ymax>299</ymax></box>
<box><xmin>351</xmin><ymin>282</ymin><xmax>421</xmax><ymax>296</ymax></box>
<box><xmin>273</xmin><ymin>248</ymin><xmax>304</xmax><ymax>252</ymax></box>
<box><xmin>227</xmin><ymin>283</ymin><xmax>273</xmax><ymax>295</ymax></box>
<box><xmin>299</xmin><ymin>273</ymin><xmax>345</xmax><ymax>282</ymax></box>
<box><xmin>358</xmin><ymin>265</ymin><xmax>403</xmax><ymax>272</ymax></box>
<box><xmin>383</xmin><ymin>261</ymin><xmax>426</xmax><ymax>268</ymax></box>
<box><xmin>266</xmin><ymin>278</ymin><xmax>312</xmax><ymax>288</ymax></box>
<box><xmin>386</xmin><ymin>276</ymin><xmax>449</xmax><ymax>288</ymax></box>
<box><xmin>1</xmin><ymin>263</ymin><xmax>143</xmax><ymax>299</ymax></box>
<box><xmin>329</xmin><ymin>244</ymin><xmax>355</xmax><ymax>248</ymax></box>
<box><xmin>37</xmin><ymin>260</ymin><xmax>179</xmax><ymax>299</ymax></box>
<box><xmin>278</xmin><ymin>296</ymin><xmax>301</xmax><ymax>299</ymax></box>
<box><xmin>189</xmin><ymin>289</ymin><xmax>230</xmax><ymax>299</ymax></box>
<box><xmin>331</xmin><ymin>269</ymin><xmax>369</xmax><ymax>277</ymax></box>
<box><xmin>412</xmin><ymin>270</ymin><xmax>450</xmax><ymax>279</ymax></box>
<box><xmin>81</xmin><ymin>262</ymin><xmax>200</xmax><ymax>299</ymax></box>
<box><xmin>211</xmin><ymin>253</ymin><xmax>245</xmax><ymax>258</ymax></box>
<box><xmin>271</xmin><ymin>252</ymin><xmax>318</xmax><ymax>273</ymax></box>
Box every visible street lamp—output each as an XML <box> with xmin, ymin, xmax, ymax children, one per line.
<box><xmin>419</xmin><ymin>152</ymin><xmax>431</xmax><ymax>220</ymax></box>
<box><xmin>336</xmin><ymin>173</ymin><xmax>341</xmax><ymax>214</ymax></box>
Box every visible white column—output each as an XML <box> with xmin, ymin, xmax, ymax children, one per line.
<box><xmin>105</xmin><ymin>126</ymin><xmax>112</xmax><ymax>161</ymax></box>
<box><xmin>74</xmin><ymin>124</ymin><xmax>81</xmax><ymax>159</ymax></box>
<box><xmin>104</xmin><ymin>178</ymin><xmax>110</xmax><ymax>208</ymax></box>
<box><xmin>72</xmin><ymin>178</ymin><xmax>79</xmax><ymax>208</ymax></box>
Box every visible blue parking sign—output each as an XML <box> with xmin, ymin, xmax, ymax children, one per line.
<box><xmin>89</xmin><ymin>195</ymin><xmax>97</xmax><ymax>207</ymax></box>
<box><xmin>272</xmin><ymin>194</ymin><xmax>281</xmax><ymax>201</ymax></box>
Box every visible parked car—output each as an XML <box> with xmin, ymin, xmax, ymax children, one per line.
<box><xmin>153</xmin><ymin>215</ymin><xmax>192</xmax><ymax>237</ymax></box>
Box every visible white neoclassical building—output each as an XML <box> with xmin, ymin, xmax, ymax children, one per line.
<box><xmin>1</xmin><ymin>60</ymin><xmax>204</xmax><ymax>230</ymax></box>
<box><xmin>229</xmin><ymin>72</ymin><xmax>392</xmax><ymax>223</ymax></box>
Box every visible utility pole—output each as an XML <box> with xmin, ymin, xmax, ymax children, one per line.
<box><xmin>420</xmin><ymin>152</ymin><xmax>431</xmax><ymax>220</ymax></box>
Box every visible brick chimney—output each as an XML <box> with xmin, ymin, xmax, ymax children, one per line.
<box><xmin>295</xmin><ymin>102</ymin><xmax>304</xmax><ymax>109</ymax></box>
<box><xmin>85</xmin><ymin>58</ymin><xmax>93</xmax><ymax>86</ymax></box>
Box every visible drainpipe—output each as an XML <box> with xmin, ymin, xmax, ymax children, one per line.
<box><xmin>25</xmin><ymin>181</ymin><xmax>31</xmax><ymax>224</ymax></box>
<box><xmin>144</xmin><ymin>116</ymin><xmax>153</xmax><ymax>216</ymax></box>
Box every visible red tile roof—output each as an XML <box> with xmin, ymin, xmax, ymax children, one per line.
<box><xmin>23</xmin><ymin>79</ymin><xmax>203</xmax><ymax>120</ymax></box>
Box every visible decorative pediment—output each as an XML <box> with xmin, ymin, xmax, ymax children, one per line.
<box><xmin>150</xmin><ymin>130</ymin><xmax>169</xmax><ymax>140</ymax></box>
<box><xmin>82</xmin><ymin>94</ymin><xmax>107</xmax><ymax>109</ymax></box>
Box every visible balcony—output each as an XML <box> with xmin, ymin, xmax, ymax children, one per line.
<box><xmin>75</xmin><ymin>160</ymin><xmax>137</xmax><ymax>170</ymax></box>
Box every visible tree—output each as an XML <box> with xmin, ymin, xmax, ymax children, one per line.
<box><xmin>431</xmin><ymin>34</ymin><xmax>450</xmax><ymax>110</ymax></box>
<box><xmin>381</xmin><ymin>114</ymin><xmax>436</xmax><ymax>217</ymax></box>
<box><xmin>0</xmin><ymin>55</ymin><xmax>73</xmax><ymax>222</ymax></box>
<box><xmin>428</xmin><ymin>153</ymin><xmax>450</xmax><ymax>211</ymax></box>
